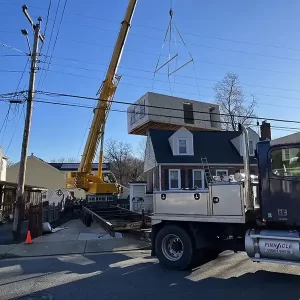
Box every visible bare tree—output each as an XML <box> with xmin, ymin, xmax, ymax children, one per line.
<box><xmin>104</xmin><ymin>139</ymin><xmax>144</xmax><ymax>186</ymax></box>
<box><xmin>136</xmin><ymin>137</ymin><xmax>147</xmax><ymax>160</ymax></box>
<box><xmin>214</xmin><ymin>72</ymin><xmax>256</xmax><ymax>131</ymax></box>
<box><xmin>50</xmin><ymin>157</ymin><xmax>78</xmax><ymax>163</ymax></box>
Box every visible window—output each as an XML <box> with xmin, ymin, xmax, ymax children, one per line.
<box><xmin>178</xmin><ymin>139</ymin><xmax>187</xmax><ymax>154</ymax></box>
<box><xmin>140</xmin><ymin>100</ymin><xmax>145</xmax><ymax>118</ymax></box>
<box><xmin>216</xmin><ymin>169</ymin><xmax>228</xmax><ymax>177</ymax></box>
<box><xmin>193</xmin><ymin>170</ymin><xmax>204</xmax><ymax>189</ymax></box>
<box><xmin>183</xmin><ymin>102</ymin><xmax>194</xmax><ymax>124</ymax></box>
<box><xmin>169</xmin><ymin>169</ymin><xmax>180</xmax><ymax>189</ymax></box>
<box><xmin>249</xmin><ymin>140</ymin><xmax>254</xmax><ymax>155</ymax></box>
<box><xmin>209</xmin><ymin>107</ymin><xmax>215</xmax><ymax>127</ymax></box>
<box><xmin>271</xmin><ymin>147</ymin><xmax>300</xmax><ymax>177</ymax></box>
<box><xmin>283</xmin><ymin>149</ymin><xmax>290</xmax><ymax>161</ymax></box>
<box><xmin>130</xmin><ymin>109</ymin><xmax>136</xmax><ymax>124</ymax></box>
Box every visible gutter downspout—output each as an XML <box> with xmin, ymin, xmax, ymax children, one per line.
<box><xmin>239</xmin><ymin>124</ymin><xmax>254</xmax><ymax>211</ymax></box>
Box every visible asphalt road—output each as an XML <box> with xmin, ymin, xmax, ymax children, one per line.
<box><xmin>0</xmin><ymin>250</ymin><xmax>300</xmax><ymax>300</ymax></box>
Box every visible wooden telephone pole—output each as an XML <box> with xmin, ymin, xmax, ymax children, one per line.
<box><xmin>12</xmin><ymin>6</ymin><xmax>44</xmax><ymax>240</ymax></box>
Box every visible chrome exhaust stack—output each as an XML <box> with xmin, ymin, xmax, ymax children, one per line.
<box><xmin>239</xmin><ymin>124</ymin><xmax>254</xmax><ymax>211</ymax></box>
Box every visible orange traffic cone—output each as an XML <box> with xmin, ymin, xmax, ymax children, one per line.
<box><xmin>25</xmin><ymin>230</ymin><xmax>33</xmax><ymax>244</ymax></box>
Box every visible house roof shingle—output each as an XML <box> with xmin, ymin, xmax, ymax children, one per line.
<box><xmin>149</xmin><ymin>129</ymin><xmax>257</xmax><ymax>165</ymax></box>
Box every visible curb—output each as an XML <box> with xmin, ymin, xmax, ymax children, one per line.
<box><xmin>0</xmin><ymin>243</ymin><xmax>152</xmax><ymax>260</ymax></box>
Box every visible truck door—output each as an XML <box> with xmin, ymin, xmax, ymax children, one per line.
<box><xmin>267</xmin><ymin>145</ymin><xmax>300</xmax><ymax>223</ymax></box>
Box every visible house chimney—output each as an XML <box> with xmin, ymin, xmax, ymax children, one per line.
<box><xmin>260</xmin><ymin>121</ymin><xmax>271</xmax><ymax>140</ymax></box>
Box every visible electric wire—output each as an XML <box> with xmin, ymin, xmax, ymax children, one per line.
<box><xmin>39</xmin><ymin>0</ymin><xmax>68</xmax><ymax>91</ymax></box>
<box><xmin>0</xmin><ymin>95</ymin><xmax>298</xmax><ymax>132</ymax></box>
<box><xmin>0</xmin><ymin>58</ymin><xmax>29</xmax><ymax>147</ymax></box>
<box><xmin>40</xmin><ymin>0</ymin><xmax>52</xmax><ymax>53</ymax></box>
<box><xmin>19</xmin><ymin>90</ymin><xmax>300</xmax><ymax>125</ymax></box>
<box><xmin>1</xmin><ymin>42</ymin><xmax>27</xmax><ymax>54</ymax></box>
<box><xmin>36</xmin><ymin>0</ymin><xmax>61</xmax><ymax>90</ymax></box>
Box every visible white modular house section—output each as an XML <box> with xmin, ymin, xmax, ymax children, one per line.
<box><xmin>129</xmin><ymin>182</ymin><xmax>153</xmax><ymax>213</ymax></box>
<box><xmin>127</xmin><ymin>93</ymin><xmax>150</xmax><ymax>134</ymax></box>
<box><xmin>168</xmin><ymin>127</ymin><xmax>194</xmax><ymax>156</ymax></box>
<box><xmin>128</xmin><ymin>92</ymin><xmax>222</xmax><ymax>135</ymax></box>
<box><xmin>230</xmin><ymin>128</ymin><xmax>260</xmax><ymax>157</ymax></box>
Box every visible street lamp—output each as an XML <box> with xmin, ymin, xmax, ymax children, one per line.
<box><xmin>21</xmin><ymin>28</ymin><xmax>31</xmax><ymax>56</ymax></box>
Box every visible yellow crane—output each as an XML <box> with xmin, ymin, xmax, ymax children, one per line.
<box><xmin>66</xmin><ymin>0</ymin><xmax>138</xmax><ymax>199</ymax></box>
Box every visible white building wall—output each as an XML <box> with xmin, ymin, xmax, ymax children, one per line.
<box><xmin>128</xmin><ymin>92</ymin><xmax>221</xmax><ymax>134</ymax></box>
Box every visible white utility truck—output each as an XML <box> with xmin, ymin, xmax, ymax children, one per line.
<box><xmin>151</xmin><ymin>124</ymin><xmax>300</xmax><ymax>270</ymax></box>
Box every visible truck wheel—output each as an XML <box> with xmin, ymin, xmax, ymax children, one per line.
<box><xmin>155</xmin><ymin>225</ymin><xmax>194</xmax><ymax>270</ymax></box>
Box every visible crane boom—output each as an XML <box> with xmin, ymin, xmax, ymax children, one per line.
<box><xmin>66</xmin><ymin>0</ymin><xmax>138</xmax><ymax>194</ymax></box>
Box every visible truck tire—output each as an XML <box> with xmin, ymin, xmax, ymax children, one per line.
<box><xmin>155</xmin><ymin>225</ymin><xmax>194</xmax><ymax>270</ymax></box>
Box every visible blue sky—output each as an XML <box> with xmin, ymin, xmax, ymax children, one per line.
<box><xmin>1</xmin><ymin>0</ymin><xmax>300</xmax><ymax>162</ymax></box>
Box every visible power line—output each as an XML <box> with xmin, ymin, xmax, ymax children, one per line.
<box><xmin>4</xmin><ymin>2</ymin><xmax>300</xmax><ymax>59</ymax></box>
<box><xmin>35</xmin><ymin>66</ymin><xmax>300</xmax><ymax>104</ymax></box>
<box><xmin>0</xmin><ymin>58</ymin><xmax>29</xmax><ymax>145</ymax></box>
<box><xmin>39</xmin><ymin>0</ymin><xmax>68</xmax><ymax>90</ymax></box>
<box><xmin>58</xmin><ymin>31</ymin><xmax>300</xmax><ymax>65</ymax></box>
<box><xmin>64</xmin><ymin>13</ymin><xmax>300</xmax><ymax>54</ymax></box>
<box><xmin>0</xmin><ymin>54</ymin><xmax>26</xmax><ymax>57</ymax></box>
<box><xmin>1</xmin><ymin>42</ymin><xmax>27</xmax><ymax>54</ymax></box>
<box><xmin>14</xmin><ymin>97</ymin><xmax>300</xmax><ymax>132</ymax></box>
<box><xmin>5</xmin><ymin>104</ymin><xmax>25</xmax><ymax>155</ymax></box>
<box><xmin>36</xmin><ymin>0</ymin><xmax>61</xmax><ymax>90</ymax></box>
<box><xmin>40</xmin><ymin>0</ymin><xmax>52</xmax><ymax>53</ymax></box>
<box><xmin>49</xmin><ymin>52</ymin><xmax>300</xmax><ymax>83</ymax></box>
<box><xmin>46</xmin><ymin>58</ymin><xmax>300</xmax><ymax>94</ymax></box>
<box><xmin>35</xmin><ymin>90</ymin><xmax>300</xmax><ymax>125</ymax></box>
<box><xmin>1</xmin><ymin>95</ymin><xmax>298</xmax><ymax>132</ymax></box>
<box><xmin>0</xmin><ymin>70</ymin><xmax>27</xmax><ymax>73</ymax></box>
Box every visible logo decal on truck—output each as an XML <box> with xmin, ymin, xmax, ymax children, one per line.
<box><xmin>264</xmin><ymin>242</ymin><xmax>293</xmax><ymax>254</ymax></box>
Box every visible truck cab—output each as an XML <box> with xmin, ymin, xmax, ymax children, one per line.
<box><xmin>257</xmin><ymin>139</ymin><xmax>300</xmax><ymax>225</ymax></box>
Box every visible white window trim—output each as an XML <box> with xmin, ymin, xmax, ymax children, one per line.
<box><xmin>216</xmin><ymin>169</ymin><xmax>228</xmax><ymax>177</ymax></box>
<box><xmin>169</xmin><ymin>169</ymin><xmax>181</xmax><ymax>190</ymax></box>
<box><xmin>249</xmin><ymin>140</ymin><xmax>254</xmax><ymax>156</ymax></box>
<box><xmin>178</xmin><ymin>138</ymin><xmax>188</xmax><ymax>155</ymax></box>
<box><xmin>283</xmin><ymin>149</ymin><xmax>290</xmax><ymax>161</ymax></box>
<box><xmin>192</xmin><ymin>169</ymin><xmax>204</xmax><ymax>189</ymax></box>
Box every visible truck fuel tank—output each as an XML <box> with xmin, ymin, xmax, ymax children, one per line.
<box><xmin>245</xmin><ymin>229</ymin><xmax>300</xmax><ymax>263</ymax></box>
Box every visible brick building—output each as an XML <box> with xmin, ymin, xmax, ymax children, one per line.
<box><xmin>144</xmin><ymin>127</ymin><xmax>259</xmax><ymax>192</ymax></box>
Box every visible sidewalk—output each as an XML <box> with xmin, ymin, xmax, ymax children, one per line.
<box><xmin>0</xmin><ymin>219</ymin><xmax>151</xmax><ymax>258</ymax></box>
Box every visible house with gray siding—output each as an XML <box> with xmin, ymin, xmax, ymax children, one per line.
<box><xmin>143</xmin><ymin>127</ymin><xmax>259</xmax><ymax>192</ymax></box>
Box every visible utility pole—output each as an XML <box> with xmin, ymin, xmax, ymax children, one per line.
<box><xmin>12</xmin><ymin>5</ymin><xmax>44</xmax><ymax>240</ymax></box>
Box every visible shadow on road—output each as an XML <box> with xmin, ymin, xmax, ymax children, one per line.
<box><xmin>0</xmin><ymin>251</ymin><xmax>299</xmax><ymax>300</ymax></box>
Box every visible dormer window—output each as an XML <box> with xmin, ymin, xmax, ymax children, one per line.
<box><xmin>179</xmin><ymin>139</ymin><xmax>187</xmax><ymax>154</ymax></box>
